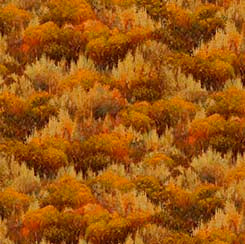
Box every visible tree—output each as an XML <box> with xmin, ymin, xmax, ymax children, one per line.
<box><xmin>22</xmin><ymin>22</ymin><xmax>86</xmax><ymax>62</ymax></box>
<box><xmin>0</xmin><ymin>4</ymin><xmax>30</xmax><ymax>35</ymax></box>
<box><xmin>0</xmin><ymin>92</ymin><xmax>58</xmax><ymax>140</ymax></box>
<box><xmin>22</xmin><ymin>205</ymin><xmax>86</xmax><ymax>244</ymax></box>
<box><xmin>189</xmin><ymin>114</ymin><xmax>245</xmax><ymax>156</ymax></box>
<box><xmin>40</xmin><ymin>175</ymin><xmax>95</xmax><ymax>210</ymax></box>
<box><xmin>41</xmin><ymin>0</ymin><xmax>95</xmax><ymax>26</ymax></box>
<box><xmin>151</xmin><ymin>97</ymin><xmax>196</xmax><ymax>135</ymax></box>
<box><xmin>0</xmin><ymin>188</ymin><xmax>30</xmax><ymax>219</ymax></box>
<box><xmin>207</xmin><ymin>88</ymin><xmax>245</xmax><ymax>119</ymax></box>
<box><xmin>171</xmin><ymin>49</ymin><xmax>236</xmax><ymax>90</ymax></box>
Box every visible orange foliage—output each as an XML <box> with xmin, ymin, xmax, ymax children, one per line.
<box><xmin>208</xmin><ymin>88</ymin><xmax>245</xmax><ymax>119</ymax></box>
<box><xmin>42</xmin><ymin>0</ymin><xmax>95</xmax><ymax>26</ymax></box>
<box><xmin>0</xmin><ymin>188</ymin><xmax>30</xmax><ymax>219</ymax></box>
<box><xmin>151</xmin><ymin>97</ymin><xmax>196</xmax><ymax>135</ymax></box>
<box><xmin>0</xmin><ymin>4</ymin><xmax>31</xmax><ymax>35</ymax></box>
<box><xmin>40</xmin><ymin>175</ymin><xmax>95</xmax><ymax>210</ymax></box>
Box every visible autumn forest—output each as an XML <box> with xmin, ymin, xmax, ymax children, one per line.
<box><xmin>1</xmin><ymin>0</ymin><xmax>245</xmax><ymax>243</ymax></box>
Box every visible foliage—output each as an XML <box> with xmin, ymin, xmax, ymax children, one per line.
<box><xmin>171</xmin><ymin>49</ymin><xmax>236</xmax><ymax>90</ymax></box>
<box><xmin>118</xmin><ymin>103</ymin><xmax>154</xmax><ymax>133</ymax></box>
<box><xmin>153</xmin><ymin>3</ymin><xmax>225</xmax><ymax>53</ymax></box>
<box><xmin>40</xmin><ymin>175</ymin><xmax>95</xmax><ymax>210</ymax></box>
<box><xmin>1</xmin><ymin>0</ymin><xmax>245</xmax><ymax>243</ymax></box>
<box><xmin>151</xmin><ymin>97</ymin><xmax>196</xmax><ymax>135</ymax></box>
<box><xmin>189</xmin><ymin>114</ymin><xmax>245</xmax><ymax>156</ymax></box>
<box><xmin>41</xmin><ymin>0</ymin><xmax>95</xmax><ymax>26</ymax></box>
<box><xmin>0</xmin><ymin>4</ymin><xmax>30</xmax><ymax>35</ymax></box>
<box><xmin>207</xmin><ymin>87</ymin><xmax>245</xmax><ymax>119</ymax></box>
<box><xmin>22</xmin><ymin>22</ymin><xmax>86</xmax><ymax>62</ymax></box>
<box><xmin>0</xmin><ymin>188</ymin><xmax>30</xmax><ymax>219</ymax></box>
<box><xmin>0</xmin><ymin>92</ymin><xmax>58</xmax><ymax>140</ymax></box>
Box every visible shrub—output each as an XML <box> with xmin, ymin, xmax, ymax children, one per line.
<box><xmin>9</xmin><ymin>137</ymin><xmax>69</xmax><ymax>177</ymax></box>
<box><xmin>93</xmin><ymin>171</ymin><xmax>135</xmax><ymax>193</ymax></box>
<box><xmin>59</xmin><ymin>69</ymin><xmax>104</xmax><ymax>92</ymax></box>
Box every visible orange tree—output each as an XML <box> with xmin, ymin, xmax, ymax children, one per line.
<box><xmin>134</xmin><ymin>180</ymin><xmax>223</xmax><ymax>232</ymax></box>
<box><xmin>88</xmin><ymin>84</ymin><xmax>126</xmax><ymax>120</ymax></box>
<box><xmin>74</xmin><ymin>131</ymin><xmax>133</xmax><ymax>173</ymax></box>
<box><xmin>22</xmin><ymin>205</ymin><xmax>85</xmax><ymax>244</ymax></box>
<box><xmin>135</xmin><ymin>0</ymin><xmax>166</xmax><ymax>20</ymax></box>
<box><xmin>207</xmin><ymin>88</ymin><xmax>245</xmax><ymax>119</ymax></box>
<box><xmin>40</xmin><ymin>175</ymin><xmax>95</xmax><ymax>211</ymax></box>
<box><xmin>21</xmin><ymin>21</ymin><xmax>86</xmax><ymax>62</ymax></box>
<box><xmin>85</xmin><ymin>31</ymin><xmax>131</xmax><ymax>69</ymax></box>
<box><xmin>118</xmin><ymin>102</ymin><xmax>155</xmax><ymax>133</ymax></box>
<box><xmin>152</xmin><ymin>183</ymin><xmax>223</xmax><ymax>233</ymax></box>
<box><xmin>170</xmin><ymin>48</ymin><xmax>236</xmax><ymax>90</ymax></box>
<box><xmin>188</xmin><ymin>114</ymin><xmax>245</xmax><ymax>157</ymax></box>
<box><xmin>151</xmin><ymin>97</ymin><xmax>196</xmax><ymax>135</ymax></box>
<box><xmin>85</xmin><ymin>215</ymin><xmax>131</xmax><ymax>244</ymax></box>
<box><xmin>0</xmin><ymin>4</ymin><xmax>31</xmax><ymax>35</ymax></box>
<box><xmin>188</xmin><ymin>88</ymin><xmax>245</xmax><ymax>156</ymax></box>
<box><xmin>153</xmin><ymin>3</ymin><xmax>225</xmax><ymax>53</ymax></box>
<box><xmin>58</xmin><ymin>69</ymin><xmax>109</xmax><ymax>93</ymax></box>
<box><xmin>90</xmin><ymin>171</ymin><xmax>135</xmax><ymax>193</ymax></box>
<box><xmin>41</xmin><ymin>0</ymin><xmax>95</xmax><ymax>26</ymax></box>
<box><xmin>4</xmin><ymin>137</ymin><xmax>70</xmax><ymax>177</ymax></box>
<box><xmin>0</xmin><ymin>92</ymin><xmax>58</xmax><ymax>141</ymax></box>
<box><xmin>0</xmin><ymin>188</ymin><xmax>30</xmax><ymax>219</ymax></box>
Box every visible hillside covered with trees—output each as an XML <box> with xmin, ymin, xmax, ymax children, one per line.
<box><xmin>1</xmin><ymin>0</ymin><xmax>245</xmax><ymax>243</ymax></box>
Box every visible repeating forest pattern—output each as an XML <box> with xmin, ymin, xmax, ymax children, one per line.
<box><xmin>1</xmin><ymin>0</ymin><xmax>245</xmax><ymax>243</ymax></box>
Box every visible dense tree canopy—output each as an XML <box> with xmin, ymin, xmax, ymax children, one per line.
<box><xmin>1</xmin><ymin>0</ymin><xmax>245</xmax><ymax>243</ymax></box>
